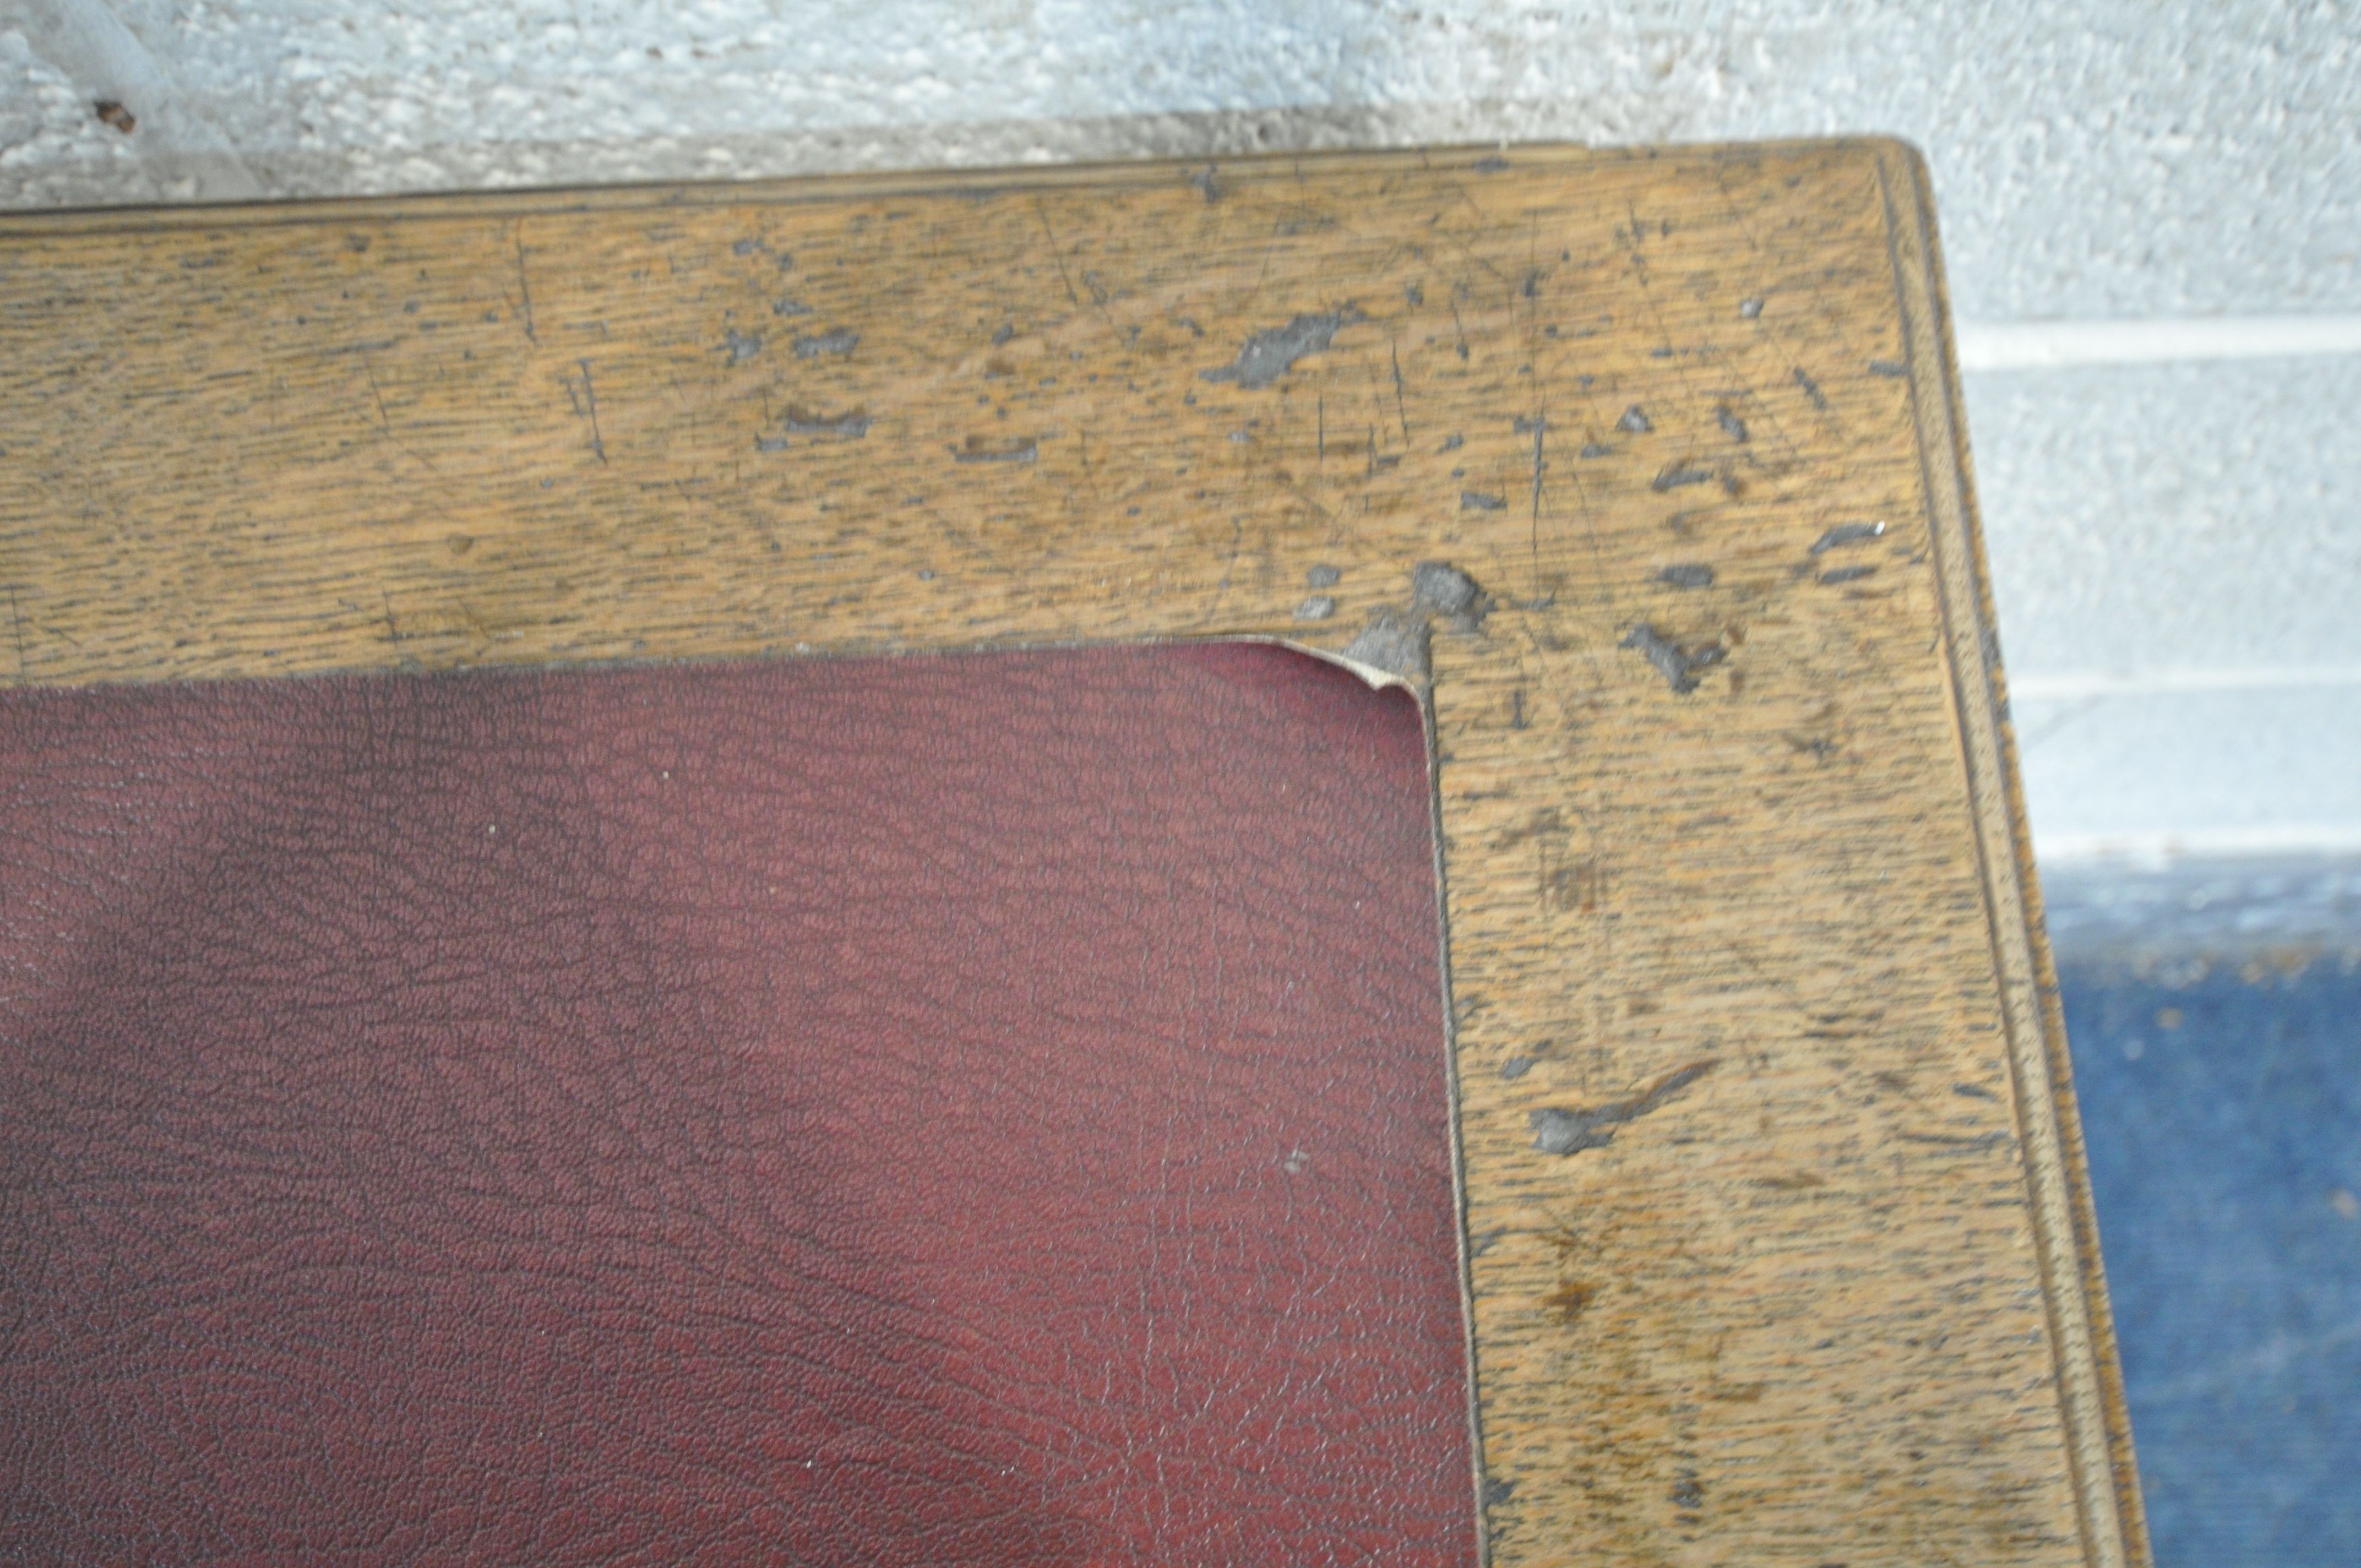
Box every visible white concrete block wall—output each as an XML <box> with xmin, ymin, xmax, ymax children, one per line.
<box><xmin>6</xmin><ymin>0</ymin><xmax>2357</xmax><ymax>875</ymax></box>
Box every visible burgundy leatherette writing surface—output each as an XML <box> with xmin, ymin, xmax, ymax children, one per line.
<box><xmin>0</xmin><ymin>643</ymin><xmax>1475</xmax><ymax>1566</ymax></box>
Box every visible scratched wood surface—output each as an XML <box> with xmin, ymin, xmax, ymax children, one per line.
<box><xmin>0</xmin><ymin>141</ymin><xmax>2147</xmax><ymax>1568</ymax></box>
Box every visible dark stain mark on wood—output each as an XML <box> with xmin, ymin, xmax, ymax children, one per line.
<box><xmin>1810</xmin><ymin>520</ymin><xmax>1886</xmax><ymax>553</ymax></box>
<box><xmin>772</xmin><ymin>296</ymin><xmax>813</xmax><ymax>317</ymax></box>
<box><xmin>779</xmin><ymin>406</ymin><xmax>871</xmax><ymax>439</ymax></box>
<box><xmin>950</xmin><ymin>435</ymin><xmax>1037</xmax><ymax>464</ymax></box>
<box><xmin>1793</xmin><ymin>365</ymin><xmax>1827</xmax><ymax>409</ymax></box>
<box><xmin>1495</xmin><ymin>808</ymin><xmax>1564</xmax><ymax>849</ymax></box>
<box><xmin>1483</xmin><ymin>1476</ymin><xmax>1518</xmax><ymax>1509</ymax></box>
<box><xmin>1896</xmin><ymin>1130</ymin><xmax>2012</xmax><ymax>1151</ymax></box>
<box><xmin>1657</xmin><ymin>563</ymin><xmax>1715</xmax><ymax>589</ymax></box>
<box><xmin>1652</xmin><ymin>461</ymin><xmax>1717</xmax><ymax>492</ymax></box>
<box><xmin>1618</xmin><ymin>405</ymin><xmax>1652</xmax><ymax>433</ymax></box>
<box><xmin>793</xmin><ymin>328</ymin><xmax>860</xmax><ymax>358</ymax></box>
<box><xmin>1618</xmin><ymin>623</ymin><xmax>1726</xmax><ymax>695</ymax></box>
<box><xmin>1462</xmin><ymin>490</ymin><xmax>1508</xmax><ymax>511</ymax></box>
<box><xmin>1539</xmin><ymin>850</ymin><xmax>1601</xmax><ymax>913</ymax></box>
<box><xmin>720</xmin><ymin>329</ymin><xmax>762</xmax><ymax>363</ymax></box>
<box><xmin>1868</xmin><ymin>358</ymin><xmax>1908</xmax><ymax>377</ymax></box>
<box><xmin>1718</xmin><ymin>407</ymin><xmax>1749</xmax><ymax>442</ymax></box>
<box><xmin>1200</xmin><ymin>308</ymin><xmax>1365</xmax><ymax>389</ymax></box>
<box><xmin>1500</xmin><ymin>1057</ymin><xmax>1537</xmax><ymax>1080</ymax></box>
<box><xmin>1819</xmin><ymin>564</ymin><xmax>1877</xmax><ymax>585</ymax></box>
<box><xmin>1756</xmin><ymin>1171</ymin><xmax>1827</xmax><ymax>1190</ymax></box>
<box><xmin>1541</xmin><ymin>1280</ymin><xmax>1599</xmax><ymax>1324</ymax></box>
<box><xmin>1528</xmin><ymin>1060</ymin><xmax>1717</xmax><ymax>1156</ymax></box>
<box><xmin>1307</xmin><ymin>564</ymin><xmax>1341</xmax><ymax>588</ymax></box>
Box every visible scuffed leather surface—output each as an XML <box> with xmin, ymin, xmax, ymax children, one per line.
<box><xmin>0</xmin><ymin>643</ymin><xmax>1475</xmax><ymax>1566</ymax></box>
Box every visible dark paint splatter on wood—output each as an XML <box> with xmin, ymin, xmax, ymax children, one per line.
<box><xmin>793</xmin><ymin>328</ymin><xmax>860</xmax><ymax>358</ymax></box>
<box><xmin>1529</xmin><ymin>1061</ymin><xmax>1717</xmax><ymax>1155</ymax></box>
<box><xmin>1412</xmin><ymin>561</ymin><xmax>1489</xmax><ymax>624</ymax></box>
<box><xmin>950</xmin><ymin>435</ymin><xmax>1037</xmax><ymax>464</ymax></box>
<box><xmin>1810</xmin><ymin>520</ymin><xmax>1886</xmax><ymax>553</ymax></box>
<box><xmin>782</xmin><ymin>406</ymin><xmax>872</xmax><ymax>438</ymax></box>
<box><xmin>1200</xmin><ymin>308</ymin><xmax>1365</xmax><ymax>389</ymax></box>
<box><xmin>1618</xmin><ymin>624</ymin><xmax>1726</xmax><ymax>694</ymax></box>
<box><xmin>1341</xmin><ymin>609</ymin><xmax>1430</xmax><ymax>684</ymax></box>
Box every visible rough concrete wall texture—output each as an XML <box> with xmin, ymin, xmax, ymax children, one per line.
<box><xmin>4</xmin><ymin>0</ymin><xmax>2357</xmax><ymax>866</ymax></box>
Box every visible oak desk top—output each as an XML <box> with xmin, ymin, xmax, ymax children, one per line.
<box><xmin>0</xmin><ymin>139</ymin><xmax>2146</xmax><ymax>1568</ymax></box>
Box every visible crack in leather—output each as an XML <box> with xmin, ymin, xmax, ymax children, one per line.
<box><xmin>0</xmin><ymin>643</ymin><xmax>1477</xmax><ymax>1567</ymax></box>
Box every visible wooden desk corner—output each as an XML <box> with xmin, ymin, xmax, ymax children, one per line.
<box><xmin>0</xmin><ymin>138</ymin><xmax>2148</xmax><ymax>1568</ymax></box>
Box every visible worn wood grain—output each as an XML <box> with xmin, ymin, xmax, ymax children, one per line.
<box><xmin>0</xmin><ymin>139</ymin><xmax>2147</xmax><ymax>1568</ymax></box>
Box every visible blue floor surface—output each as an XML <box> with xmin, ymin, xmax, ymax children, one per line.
<box><xmin>2060</xmin><ymin>957</ymin><xmax>2361</xmax><ymax>1566</ymax></box>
